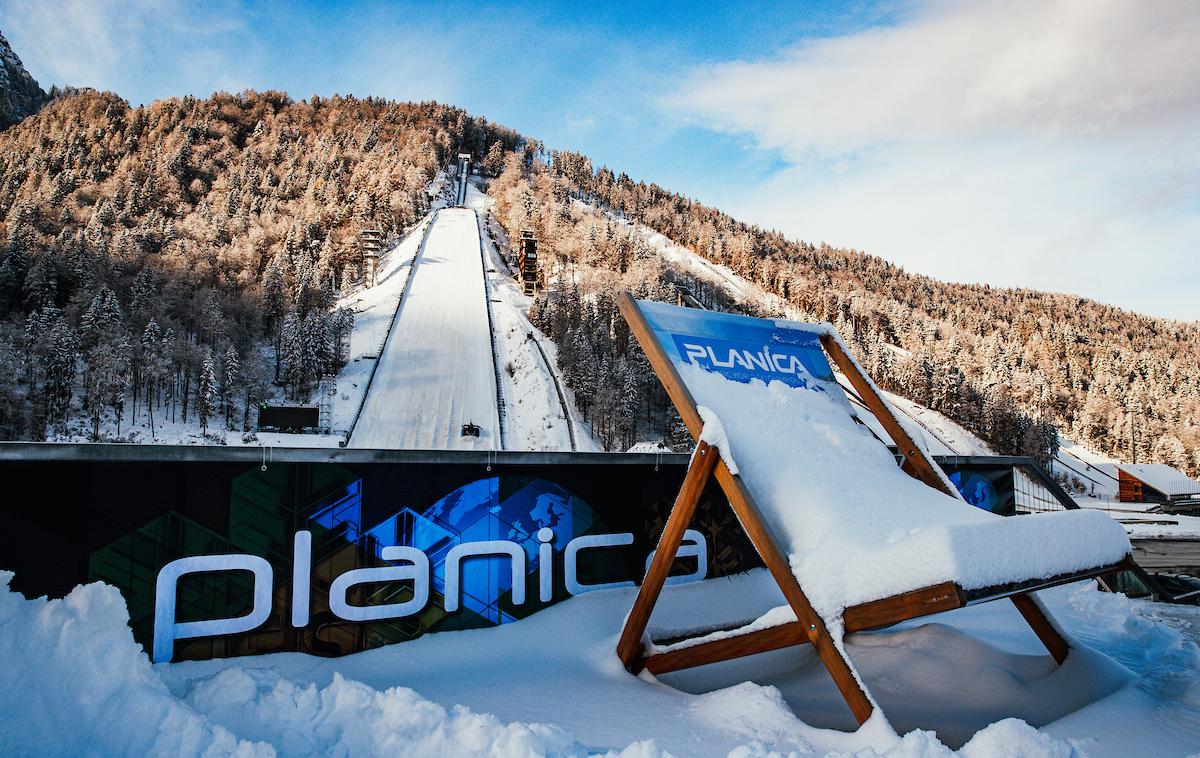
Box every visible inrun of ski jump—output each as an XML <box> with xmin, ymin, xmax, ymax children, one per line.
<box><xmin>348</xmin><ymin>205</ymin><xmax>502</xmax><ymax>450</ymax></box>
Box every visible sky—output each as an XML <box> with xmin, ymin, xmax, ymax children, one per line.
<box><xmin>2</xmin><ymin>0</ymin><xmax>1197</xmax><ymax>321</ymax></box>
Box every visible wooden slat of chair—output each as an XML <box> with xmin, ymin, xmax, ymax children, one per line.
<box><xmin>641</xmin><ymin>568</ymin><xmax>1106</xmax><ymax>675</ymax></box>
<box><xmin>644</xmin><ymin>621</ymin><xmax>810</xmax><ymax>675</ymax></box>
<box><xmin>1010</xmin><ymin>593</ymin><xmax>1069</xmax><ymax>664</ymax></box>
<box><xmin>819</xmin><ymin>333</ymin><xmax>956</xmax><ymax>498</ymax></box>
<box><xmin>642</xmin><ymin>584</ymin><xmax>963</xmax><ymax>675</ymax></box>
<box><xmin>843</xmin><ymin>582</ymin><xmax>964</xmax><ymax>632</ymax></box>
<box><xmin>617</xmin><ymin>440</ymin><xmax>719</xmax><ymax>669</ymax></box>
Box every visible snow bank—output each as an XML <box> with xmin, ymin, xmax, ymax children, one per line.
<box><xmin>180</xmin><ymin>667</ymin><xmax>642</xmax><ymax>757</ymax></box>
<box><xmin>810</xmin><ymin>719</ymin><xmax>1073</xmax><ymax>758</ymax></box>
<box><xmin>1033</xmin><ymin>584</ymin><xmax>1200</xmax><ymax>756</ymax></box>
<box><xmin>3</xmin><ymin>567</ymin><xmax>1194</xmax><ymax>755</ymax></box>
<box><xmin>0</xmin><ymin>572</ymin><xmax>263</xmax><ymax>756</ymax></box>
<box><xmin>0</xmin><ymin>572</ymin><xmax>662</xmax><ymax>757</ymax></box>
<box><xmin>1116</xmin><ymin>513</ymin><xmax>1200</xmax><ymax>539</ymax></box>
<box><xmin>679</xmin><ymin>364</ymin><xmax>1131</xmax><ymax>619</ymax></box>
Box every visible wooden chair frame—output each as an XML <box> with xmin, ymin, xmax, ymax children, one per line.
<box><xmin>614</xmin><ymin>292</ymin><xmax>1132</xmax><ymax>726</ymax></box>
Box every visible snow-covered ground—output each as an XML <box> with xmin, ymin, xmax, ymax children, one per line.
<box><xmin>841</xmin><ymin>381</ymin><xmax>997</xmax><ymax>458</ymax></box>
<box><xmin>4</xmin><ymin>567</ymin><xmax>1199</xmax><ymax>756</ymax></box>
<box><xmin>349</xmin><ymin>207</ymin><xmax>501</xmax><ymax>450</ymax></box>
<box><xmin>8</xmin><ymin>199</ymin><xmax>1200</xmax><ymax>754</ymax></box>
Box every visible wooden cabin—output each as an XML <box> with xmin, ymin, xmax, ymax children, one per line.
<box><xmin>1117</xmin><ymin>464</ymin><xmax>1200</xmax><ymax>504</ymax></box>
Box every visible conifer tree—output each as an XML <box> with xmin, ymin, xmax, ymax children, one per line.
<box><xmin>222</xmin><ymin>345</ymin><xmax>240</xmax><ymax>428</ymax></box>
<box><xmin>197</xmin><ymin>351</ymin><xmax>218</xmax><ymax>434</ymax></box>
<box><xmin>141</xmin><ymin>319</ymin><xmax>166</xmax><ymax>439</ymax></box>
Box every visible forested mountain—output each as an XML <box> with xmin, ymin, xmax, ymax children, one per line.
<box><xmin>487</xmin><ymin>151</ymin><xmax>1200</xmax><ymax>475</ymax></box>
<box><xmin>0</xmin><ymin>89</ymin><xmax>518</xmax><ymax>439</ymax></box>
<box><xmin>0</xmin><ymin>32</ymin><xmax>48</xmax><ymax>129</ymax></box>
<box><xmin>0</xmin><ymin>85</ymin><xmax>1195</xmax><ymax>476</ymax></box>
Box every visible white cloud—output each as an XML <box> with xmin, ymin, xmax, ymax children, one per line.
<box><xmin>1</xmin><ymin>0</ymin><xmax>472</xmax><ymax>107</ymax></box>
<box><xmin>670</xmin><ymin>0</ymin><xmax>1200</xmax><ymax>321</ymax></box>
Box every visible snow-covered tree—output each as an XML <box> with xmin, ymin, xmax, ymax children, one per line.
<box><xmin>221</xmin><ymin>345</ymin><xmax>240</xmax><ymax>428</ymax></box>
<box><xmin>196</xmin><ymin>351</ymin><xmax>218</xmax><ymax>434</ymax></box>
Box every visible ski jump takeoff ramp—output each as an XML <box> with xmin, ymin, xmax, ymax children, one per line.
<box><xmin>614</xmin><ymin>294</ymin><xmax>1133</xmax><ymax>727</ymax></box>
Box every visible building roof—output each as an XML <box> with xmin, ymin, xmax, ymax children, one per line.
<box><xmin>1118</xmin><ymin>463</ymin><xmax>1200</xmax><ymax>497</ymax></box>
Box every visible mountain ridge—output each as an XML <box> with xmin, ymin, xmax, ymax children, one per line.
<box><xmin>0</xmin><ymin>30</ymin><xmax>49</xmax><ymax>129</ymax></box>
<box><xmin>0</xmin><ymin>82</ymin><xmax>1194</xmax><ymax>474</ymax></box>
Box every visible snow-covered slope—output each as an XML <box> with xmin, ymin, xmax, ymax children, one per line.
<box><xmin>1056</xmin><ymin>438</ymin><xmax>1122</xmax><ymax>501</ymax></box>
<box><xmin>841</xmin><ymin>380</ymin><xmax>997</xmax><ymax>457</ymax></box>
<box><xmin>349</xmin><ymin>208</ymin><xmax>501</xmax><ymax>450</ymax></box>
<box><xmin>343</xmin><ymin>179</ymin><xmax>591</xmax><ymax>452</ymax></box>
<box><xmin>334</xmin><ymin>212</ymin><xmax>434</xmax><ymax>437</ymax></box>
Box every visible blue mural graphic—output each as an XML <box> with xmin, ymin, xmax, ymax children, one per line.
<box><xmin>307</xmin><ymin>476</ymin><xmax>598</xmax><ymax>625</ymax></box>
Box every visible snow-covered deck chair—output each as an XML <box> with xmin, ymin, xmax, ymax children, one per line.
<box><xmin>615</xmin><ymin>294</ymin><xmax>1133</xmax><ymax>725</ymax></box>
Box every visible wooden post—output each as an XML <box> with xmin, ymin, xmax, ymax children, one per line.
<box><xmin>1010</xmin><ymin>593</ymin><xmax>1069</xmax><ymax>664</ymax></box>
<box><xmin>617</xmin><ymin>441</ymin><xmax>719</xmax><ymax>669</ymax></box>
<box><xmin>714</xmin><ymin>460</ymin><xmax>876</xmax><ymax>724</ymax></box>
<box><xmin>819</xmin><ymin>333</ymin><xmax>956</xmax><ymax>497</ymax></box>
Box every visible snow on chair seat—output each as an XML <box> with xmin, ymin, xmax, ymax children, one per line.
<box><xmin>613</xmin><ymin>294</ymin><xmax>1133</xmax><ymax>728</ymax></box>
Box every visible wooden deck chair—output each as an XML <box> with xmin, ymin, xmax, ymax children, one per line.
<box><xmin>614</xmin><ymin>293</ymin><xmax>1134</xmax><ymax>726</ymax></box>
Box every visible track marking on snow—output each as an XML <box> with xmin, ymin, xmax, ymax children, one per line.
<box><xmin>467</xmin><ymin>181</ymin><xmax>589</xmax><ymax>452</ymax></box>
<box><xmin>527</xmin><ymin>332</ymin><xmax>578</xmax><ymax>451</ymax></box>
<box><xmin>474</xmin><ymin>208</ymin><xmax>509</xmax><ymax>450</ymax></box>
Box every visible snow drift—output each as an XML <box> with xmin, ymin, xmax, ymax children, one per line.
<box><xmin>0</xmin><ymin>572</ymin><xmax>656</xmax><ymax>757</ymax></box>
<box><xmin>679</xmin><ymin>364</ymin><xmax>1131</xmax><ymax>620</ymax></box>
<box><xmin>2</xmin><ymin>568</ymin><xmax>1199</xmax><ymax>756</ymax></box>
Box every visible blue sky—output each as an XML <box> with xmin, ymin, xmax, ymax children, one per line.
<box><xmin>3</xmin><ymin>0</ymin><xmax>1198</xmax><ymax>321</ymax></box>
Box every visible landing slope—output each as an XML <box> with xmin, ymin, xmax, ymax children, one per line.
<box><xmin>349</xmin><ymin>208</ymin><xmax>500</xmax><ymax>449</ymax></box>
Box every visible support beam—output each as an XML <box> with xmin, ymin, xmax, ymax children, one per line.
<box><xmin>644</xmin><ymin>621</ymin><xmax>809</xmax><ymax>675</ymax></box>
<box><xmin>820</xmin><ymin>333</ymin><xmax>956</xmax><ymax>497</ymax></box>
<box><xmin>644</xmin><ymin>585</ymin><xmax>963</xmax><ymax>676</ymax></box>
<box><xmin>617</xmin><ymin>441</ymin><xmax>719</xmax><ymax>669</ymax></box>
<box><xmin>641</xmin><ymin>581</ymin><xmax>1061</xmax><ymax>677</ymax></box>
<box><xmin>1010</xmin><ymin>593</ymin><xmax>1069</xmax><ymax>664</ymax></box>
<box><xmin>843</xmin><ymin>582</ymin><xmax>963</xmax><ymax>632</ymax></box>
<box><xmin>715</xmin><ymin>462</ymin><xmax>876</xmax><ymax>724</ymax></box>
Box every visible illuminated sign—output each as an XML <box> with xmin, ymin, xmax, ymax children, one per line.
<box><xmin>153</xmin><ymin>527</ymin><xmax>706</xmax><ymax>663</ymax></box>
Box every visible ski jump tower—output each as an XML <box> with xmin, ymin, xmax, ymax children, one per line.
<box><xmin>359</xmin><ymin>229</ymin><xmax>384</xmax><ymax>287</ymax></box>
<box><xmin>455</xmin><ymin>153</ymin><xmax>471</xmax><ymax>206</ymax></box>
<box><xmin>518</xmin><ymin>230</ymin><xmax>538</xmax><ymax>295</ymax></box>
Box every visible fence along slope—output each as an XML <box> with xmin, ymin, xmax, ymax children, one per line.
<box><xmin>614</xmin><ymin>293</ymin><xmax>1132</xmax><ymax>728</ymax></box>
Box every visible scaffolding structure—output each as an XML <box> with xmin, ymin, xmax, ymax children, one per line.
<box><xmin>359</xmin><ymin>229</ymin><xmax>384</xmax><ymax>287</ymax></box>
